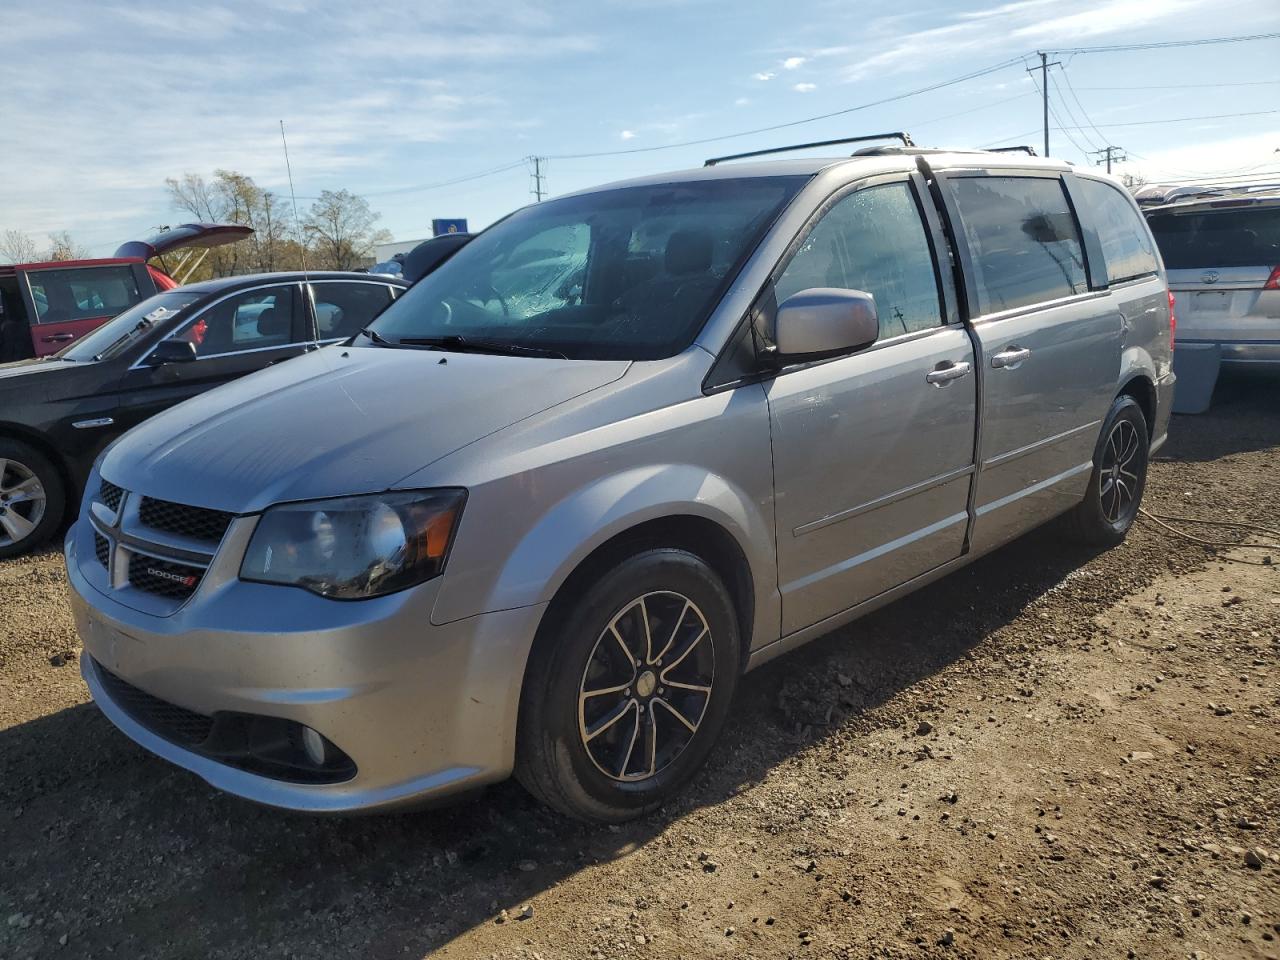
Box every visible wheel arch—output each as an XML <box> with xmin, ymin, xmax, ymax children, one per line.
<box><xmin>535</xmin><ymin>513</ymin><xmax>757</xmax><ymax>674</ymax></box>
<box><xmin>1117</xmin><ymin>373</ymin><xmax>1156</xmax><ymax>438</ymax></box>
<box><xmin>0</xmin><ymin>422</ymin><xmax>75</xmax><ymax>506</ymax></box>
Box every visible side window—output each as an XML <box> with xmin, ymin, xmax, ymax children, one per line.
<box><xmin>311</xmin><ymin>282</ymin><xmax>394</xmax><ymax>340</ymax></box>
<box><xmin>168</xmin><ymin>286</ymin><xmax>297</xmax><ymax>358</ymax></box>
<box><xmin>950</xmin><ymin>176</ymin><xmax>1088</xmax><ymax>314</ymax></box>
<box><xmin>775</xmin><ymin>182</ymin><xmax>943</xmax><ymax>338</ymax></box>
<box><xmin>1074</xmin><ymin>178</ymin><xmax>1159</xmax><ymax>283</ymax></box>
<box><xmin>26</xmin><ymin>267</ymin><xmax>141</xmax><ymax>324</ymax></box>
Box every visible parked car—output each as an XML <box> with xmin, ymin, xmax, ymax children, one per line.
<box><xmin>66</xmin><ymin>146</ymin><xmax>1173</xmax><ymax>822</ymax></box>
<box><xmin>0</xmin><ymin>224</ymin><xmax>252</xmax><ymax>363</ymax></box>
<box><xmin>0</xmin><ymin>271</ymin><xmax>406</xmax><ymax>559</ymax></box>
<box><xmin>1145</xmin><ymin>190</ymin><xmax>1280</xmax><ymax>370</ymax></box>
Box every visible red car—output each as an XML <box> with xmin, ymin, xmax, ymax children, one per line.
<box><xmin>0</xmin><ymin>224</ymin><xmax>250</xmax><ymax>362</ymax></box>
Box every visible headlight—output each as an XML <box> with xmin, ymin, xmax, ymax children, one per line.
<box><xmin>240</xmin><ymin>489</ymin><xmax>466</xmax><ymax>599</ymax></box>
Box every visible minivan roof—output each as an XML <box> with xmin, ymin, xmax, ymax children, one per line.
<box><xmin>556</xmin><ymin>150</ymin><xmax>1076</xmax><ymax>198</ymax></box>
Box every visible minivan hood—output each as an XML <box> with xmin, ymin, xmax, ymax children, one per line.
<box><xmin>100</xmin><ymin>346</ymin><xmax>629</xmax><ymax>513</ymax></box>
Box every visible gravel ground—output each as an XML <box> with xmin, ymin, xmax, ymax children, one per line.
<box><xmin>2</xmin><ymin>375</ymin><xmax>1278</xmax><ymax>960</ymax></box>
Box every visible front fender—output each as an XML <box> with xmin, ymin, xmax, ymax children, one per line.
<box><xmin>502</xmin><ymin>464</ymin><xmax>774</xmax><ymax>638</ymax></box>
<box><xmin>432</xmin><ymin>463</ymin><xmax>779</xmax><ymax>651</ymax></box>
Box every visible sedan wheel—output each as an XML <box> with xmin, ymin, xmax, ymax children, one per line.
<box><xmin>0</xmin><ymin>457</ymin><xmax>47</xmax><ymax>548</ymax></box>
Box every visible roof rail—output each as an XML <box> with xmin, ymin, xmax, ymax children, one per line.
<box><xmin>704</xmin><ymin>132</ymin><xmax>914</xmax><ymax>167</ymax></box>
<box><xmin>987</xmin><ymin>145</ymin><xmax>1038</xmax><ymax>156</ymax></box>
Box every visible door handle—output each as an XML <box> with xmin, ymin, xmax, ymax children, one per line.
<box><xmin>926</xmin><ymin>360</ymin><xmax>972</xmax><ymax>385</ymax></box>
<box><xmin>41</xmin><ymin>333</ymin><xmax>75</xmax><ymax>343</ymax></box>
<box><xmin>991</xmin><ymin>346</ymin><xmax>1031</xmax><ymax>369</ymax></box>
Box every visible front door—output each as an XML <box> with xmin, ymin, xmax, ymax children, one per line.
<box><xmin>939</xmin><ymin>172</ymin><xmax>1122</xmax><ymax>553</ymax></box>
<box><xmin>767</xmin><ymin>175</ymin><xmax>978</xmax><ymax>635</ymax></box>
<box><xmin>111</xmin><ymin>282</ymin><xmax>309</xmax><ymax>436</ymax></box>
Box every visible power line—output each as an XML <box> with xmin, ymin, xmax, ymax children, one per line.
<box><xmin>545</xmin><ymin>55</ymin><xmax>1029</xmax><ymax>160</ymax></box>
<box><xmin>983</xmin><ymin>108</ymin><xmax>1280</xmax><ymax>145</ymax></box>
<box><xmin>1047</xmin><ymin>70</ymin><xmax>1105</xmax><ymax>153</ymax></box>
<box><xmin>1072</xmin><ymin>80</ymin><xmax>1280</xmax><ymax>90</ymax></box>
<box><xmin>1058</xmin><ymin>63</ymin><xmax>1113</xmax><ymax>150</ymax></box>
<box><xmin>294</xmin><ymin>160</ymin><xmax>528</xmax><ymax>201</ymax></box>
<box><xmin>1045</xmin><ymin>31</ymin><xmax>1280</xmax><ymax>54</ymax></box>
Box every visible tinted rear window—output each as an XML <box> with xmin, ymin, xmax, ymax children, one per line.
<box><xmin>950</xmin><ymin>176</ymin><xmax>1088</xmax><ymax>314</ymax></box>
<box><xmin>26</xmin><ymin>266</ymin><xmax>141</xmax><ymax>324</ymax></box>
<box><xmin>1074</xmin><ymin>178</ymin><xmax>1160</xmax><ymax>283</ymax></box>
<box><xmin>1147</xmin><ymin>207</ymin><xmax>1280</xmax><ymax>269</ymax></box>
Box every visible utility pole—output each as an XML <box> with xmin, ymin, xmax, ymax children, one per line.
<box><xmin>529</xmin><ymin>156</ymin><xmax>547</xmax><ymax>202</ymax></box>
<box><xmin>1090</xmin><ymin>145</ymin><xmax>1127</xmax><ymax>174</ymax></box>
<box><xmin>1027</xmin><ymin>52</ymin><xmax>1062</xmax><ymax>157</ymax></box>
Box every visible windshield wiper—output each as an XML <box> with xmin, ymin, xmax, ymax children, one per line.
<box><xmin>395</xmin><ymin>335</ymin><xmax>567</xmax><ymax>360</ymax></box>
<box><xmin>359</xmin><ymin>327</ymin><xmax>394</xmax><ymax>346</ymax></box>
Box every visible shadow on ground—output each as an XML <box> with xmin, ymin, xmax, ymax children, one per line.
<box><xmin>2</xmin><ymin>387</ymin><xmax>1270</xmax><ymax>959</ymax></box>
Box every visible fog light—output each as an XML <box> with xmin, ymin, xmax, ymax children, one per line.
<box><xmin>301</xmin><ymin>726</ymin><xmax>327</xmax><ymax>765</ymax></box>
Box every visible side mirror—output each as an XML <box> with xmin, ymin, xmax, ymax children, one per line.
<box><xmin>773</xmin><ymin>288</ymin><xmax>879</xmax><ymax>361</ymax></box>
<box><xmin>147</xmin><ymin>338</ymin><xmax>198</xmax><ymax>366</ymax></box>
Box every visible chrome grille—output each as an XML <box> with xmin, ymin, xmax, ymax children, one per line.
<box><xmin>138</xmin><ymin>497</ymin><xmax>234</xmax><ymax>544</ymax></box>
<box><xmin>99</xmin><ymin>480</ymin><xmax>124</xmax><ymax>513</ymax></box>
<box><xmin>127</xmin><ymin>553</ymin><xmax>204</xmax><ymax>600</ymax></box>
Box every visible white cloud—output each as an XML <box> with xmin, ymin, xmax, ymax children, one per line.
<box><xmin>753</xmin><ymin>71</ymin><xmax>776</xmax><ymax>81</ymax></box>
<box><xmin>782</xmin><ymin>56</ymin><xmax>807</xmax><ymax>69</ymax></box>
<box><xmin>0</xmin><ymin>0</ymin><xmax>597</xmax><ymax>245</ymax></box>
<box><xmin>620</xmin><ymin>129</ymin><xmax>637</xmax><ymax>140</ymax></box>
<box><xmin>734</xmin><ymin>97</ymin><xmax>752</xmax><ymax>106</ymax></box>
<box><xmin>1126</xmin><ymin>132</ymin><xmax>1280</xmax><ymax>183</ymax></box>
<box><xmin>793</xmin><ymin>82</ymin><xmax>817</xmax><ymax>93</ymax></box>
<box><xmin>1011</xmin><ymin>0</ymin><xmax>1197</xmax><ymax>41</ymax></box>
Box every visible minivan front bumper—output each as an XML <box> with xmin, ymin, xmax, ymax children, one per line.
<box><xmin>66</xmin><ymin>533</ymin><xmax>546</xmax><ymax>813</ymax></box>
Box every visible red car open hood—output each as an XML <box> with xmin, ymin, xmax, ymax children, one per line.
<box><xmin>114</xmin><ymin>223</ymin><xmax>253</xmax><ymax>260</ymax></box>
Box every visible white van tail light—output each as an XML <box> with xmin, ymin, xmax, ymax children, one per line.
<box><xmin>1263</xmin><ymin>266</ymin><xmax>1280</xmax><ymax>290</ymax></box>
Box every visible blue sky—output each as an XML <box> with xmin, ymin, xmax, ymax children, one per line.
<box><xmin>2</xmin><ymin>0</ymin><xmax>1278</xmax><ymax>255</ymax></box>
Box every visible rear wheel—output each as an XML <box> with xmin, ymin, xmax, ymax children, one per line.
<box><xmin>0</xmin><ymin>439</ymin><xmax>65</xmax><ymax>560</ymax></box>
<box><xmin>515</xmin><ymin>548</ymin><xmax>741</xmax><ymax>822</ymax></box>
<box><xmin>1063</xmin><ymin>395</ymin><xmax>1148</xmax><ymax>546</ymax></box>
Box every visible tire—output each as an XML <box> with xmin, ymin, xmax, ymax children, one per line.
<box><xmin>1062</xmin><ymin>395</ymin><xmax>1149</xmax><ymax>547</ymax></box>
<box><xmin>515</xmin><ymin>547</ymin><xmax>741</xmax><ymax>822</ymax></box>
<box><xmin>0</xmin><ymin>439</ymin><xmax>66</xmax><ymax>560</ymax></box>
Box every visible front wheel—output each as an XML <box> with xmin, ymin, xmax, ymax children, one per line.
<box><xmin>1062</xmin><ymin>395</ymin><xmax>1149</xmax><ymax>546</ymax></box>
<box><xmin>515</xmin><ymin>548</ymin><xmax>741</xmax><ymax>822</ymax></box>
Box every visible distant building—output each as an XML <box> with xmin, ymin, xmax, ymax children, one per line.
<box><xmin>374</xmin><ymin>238</ymin><xmax>429</xmax><ymax>262</ymax></box>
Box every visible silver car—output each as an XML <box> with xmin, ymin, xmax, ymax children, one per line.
<box><xmin>1145</xmin><ymin>190</ymin><xmax>1280</xmax><ymax>369</ymax></box>
<box><xmin>66</xmin><ymin>147</ymin><xmax>1174</xmax><ymax>821</ymax></box>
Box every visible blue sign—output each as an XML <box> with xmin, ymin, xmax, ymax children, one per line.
<box><xmin>432</xmin><ymin>218</ymin><xmax>468</xmax><ymax>236</ymax></box>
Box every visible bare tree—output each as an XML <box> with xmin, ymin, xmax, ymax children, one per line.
<box><xmin>46</xmin><ymin>231</ymin><xmax>88</xmax><ymax>261</ymax></box>
<box><xmin>164</xmin><ymin>169</ymin><xmax>310</xmax><ymax>278</ymax></box>
<box><xmin>305</xmin><ymin>190</ymin><xmax>392</xmax><ymax>271</ymax></box>
<box><xmin>0</xmin><ymin>229</ymin><xmax>41</xmax><ymax>262</ymax></box>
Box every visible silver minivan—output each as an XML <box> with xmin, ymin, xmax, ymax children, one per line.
<box><xmin>66</xmin><ymin>146</ymin><xmax>1175</xmax><ymax>822</ymax></box>
<box><xmin>1146</xmin><ymin>190</ymin><xmax>1280</xmax><ymax>368</ymax></box>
